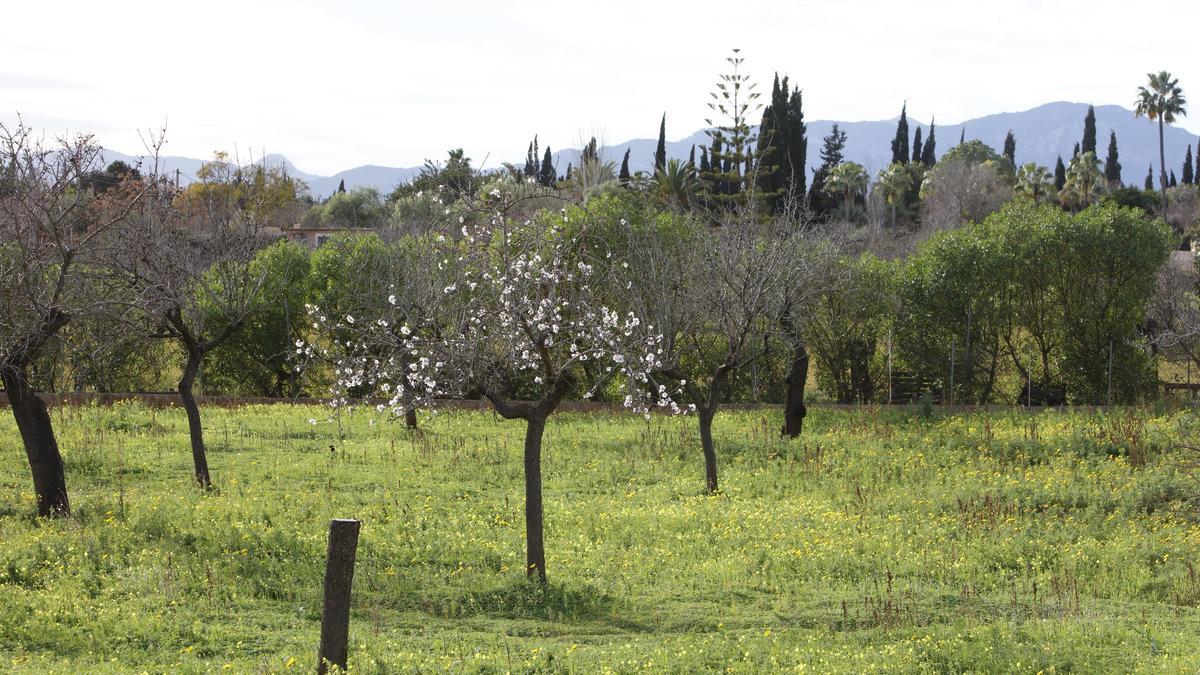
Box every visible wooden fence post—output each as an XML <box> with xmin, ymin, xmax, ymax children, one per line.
<box><xmin>317</xmin><ymin>519</ymin><xmax>360</xmax><ymax>674</ymax></box>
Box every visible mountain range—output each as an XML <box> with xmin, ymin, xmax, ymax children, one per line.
<box><xmin>101</xmin><ymin>102</ymin><xmax>1200</xmax><ymax>198</ymax></box>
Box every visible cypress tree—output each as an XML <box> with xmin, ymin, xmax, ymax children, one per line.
<box><xmin>1170</xmin><ymin>170</ymin><xmax>1178</xmax><ymax>188</ymax></box>
<box><xmin>911</xmin><ymin>126</ymin><xmax>923</xmax><ymax>164</ymax></box>
<box><xmin>1054</xmin><ymin>156</ymin><xmax>1066</xmax><ymax>191</ymax></box>
<box><xmin>618</xmin><ymin>149</ymin><xmax>631</xmax><ymax>183</ymax></box>
<box><xmin>523</xmin><ymin>140</ymin><xmax>536</xmax><ymax>177</ymax></box>
<box><xmin>538</xmin><ymin>147</ymin><xmax>555</xmax><ymax>187</ymax></box>
<box><xmin>755</xmin><ymin>74</ymin><xmax>784</xmax><ymax>203</ymax></box>
<box><xmin>1183</xmin><ymin>145</ymin><xmax>1194</xmax><ymax>185</ymax></box>
<box><xmin>688</xmin><ymin>145</ymin><xmax>696</xmax><ymax>170</ymax></box>
<box><xmin>708</xmin><ymin>136</ymin><xmax>723</xmax><ymax>194</ymax></box>
<box><xmin>699</xmin><ymin>146</ymin><xmax>710</xmax><ymax>173</ymax></box>
<box><xmin>891</xmin><ymin>102</ymin><xmax>910</xmax><ymax>164</ymax></box>
<box><xmin>1072</xmin><ymin>142</ymin><xmax>1080</xmax><ymax>159</ymax></box>
<box><xmin>959</xmin><ymin>127</ymin><xmax>965</xmax><ymax>144</ymax></box>
<box><xmin>337</xmin><ymin>178</ymin><xmax>345</xmax><ymax>193</ymax></box>
<box><xmin>655</xmin><ymin>114</ymin><xmax>667</xmax><ymax>174</ymax></box>
<box><xmin>1002</xmin><ymin>130</ymin><xmax>1016</xmax><ymax>165</ymax></box>
<box><xmin>1081</xmin><ymin>104</ymin><xmax>1097</xmax><ymax>155</ymax></box>
<box><xmin>1104</xmin><ymin>131</ymin><xmax>1122</xmax><ymax>185</ymax></box>
<box><xmin>1145</xmin><ymin>166</ymin><xmax>1154</xmax><ymax>191</ymax></box>
<box><xmin>565</xmin><ymin>163</ymin><xmax>573</xmax><ymax>182</ymax></box>
<box><xmin>921</xmin><ymin>118</ymin><xmax>936</xmax><ymax>166</ymax></box>
<box><xmin>781</xmin><ymin>83</ymin><xmax>808</xmax><ymax>202</ymax></box>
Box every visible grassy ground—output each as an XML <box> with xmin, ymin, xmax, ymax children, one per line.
<box><xmin>2</xmin><ymin>402</ymin><xmax>1200</xmax><ymax>673</ymax></box>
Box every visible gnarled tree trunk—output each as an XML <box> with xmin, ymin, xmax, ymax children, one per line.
<box><xmin>2</xmin><ymin>363</ymin><xmax>70</xmax><ymax>516</ymax></box>
<box><xmin>523</xmin><ymin>414</ymin><xmax>547</xmax><ymax>582</ymax></box>
<box><xmin>178</xmin><ymin>348</ymin><xmax>211</xmax><ymax>489</ymax></box>
<box><xmin>782</xmin><ymin>343</ymin><xmax>809</xmax><ymax>438</ymax></box>
<box><xmin>697</xmin><ymin>406</ymin><xmax>718</xmax><ymax>493</ymax></box>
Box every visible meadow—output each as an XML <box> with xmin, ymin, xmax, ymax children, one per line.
<box><xmin>2</xmin><ymin>402</ymin><xmax>1200</xmax><ymax>673</ymax></box>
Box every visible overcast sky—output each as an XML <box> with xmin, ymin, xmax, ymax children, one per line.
<box><xmin>4</xmin><ymin>0</ymin><xmax>1199</xmax><ymax>175</ymax></box>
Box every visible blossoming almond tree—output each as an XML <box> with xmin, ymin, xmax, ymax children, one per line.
<box><xmin>307</xmin><ymin>197</ymin><xmax>679</xmax><ymax>582</ymax></box>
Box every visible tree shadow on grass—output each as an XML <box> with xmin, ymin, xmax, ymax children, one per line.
<box><xmin>386</xmin><ymin>577</ymin><xmax>650</xmax><ymax>631</ymax></box>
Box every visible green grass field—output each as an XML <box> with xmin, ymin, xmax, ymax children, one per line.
<box><xmin>2</xmin><ymin>402</ymin><xmax>1200</xmax><ymax>673</ymax></box>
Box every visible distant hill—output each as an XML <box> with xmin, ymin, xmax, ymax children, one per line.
<box><xmin>100</xmin><ymin>102</ymin><xmax>1199</xmax><ymax>198</ymax></box>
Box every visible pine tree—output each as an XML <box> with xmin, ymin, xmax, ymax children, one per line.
<box><xmin>1081</xmin><ymin>104</ymin><xmax>1097</xmax><ymax>155</ymax></box>
<box><xmin>1183</xmin><ymin>145</ymin><xmax>1194</xmax><ymax>185</ymax></box>
<box><xmin>921</xmin><ymin>119</ymin><xmax>936</xmax><ymax>166</ymax></box>
<box><xmin>911</xmin><ymin>126</ymin><xmax>923</xmax><ymax>164</ymax></box>
<box><xmin>809</xmin><ymin>123</ymin><xmax>847</xmax><ymax>217</ymax></box>
<box><xmin>1002</xmin><ymin>130</ymin><xmax>1016</xmax><ymax>165</ymax></box>
<box><xmin>703</xmin><ymin>49</ymin><xmax>764</xmax><ymax>207</ymax></box>
<box><xmin>1145</xmin><ymin>166</ymin><xmax>1154</xmax><ymax>191</ymax></box>
<box><xmin>891</xmin><ymin>102</ymin><xmax>910</xmax><ymax>164</ymax></box>
<box><xmin>1170</xmin><ymin>170</ymin><xmax>1178</xmax><ymax>188</ymax></box>
<box><xmin>618</xmin><ymin>149</ymin><xmax>631</xmax><ymax>183</ymax></box>
<box><xmin>539</xmin><ymin>147</ymin><xmax>555</xmax><ymax>187</ymax></box>
<box><xmin>1054</xmin><ymin>156</ymin><xmax>1067</xmax><ymax>191</ymax></box>
<box><xmin>655</xmin><ymin>114</ymin><xmax>667</xmax><ymax>174</ymax></box>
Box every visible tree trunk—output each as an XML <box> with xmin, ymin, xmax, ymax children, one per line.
<box><xmin>178</xmin><ymin>349</ymin><xmax>212</xmax><ymax>489</ymax></box>
<box><xmin>698</xmin><ymin>407</ymin><xmax>719</xmax><ymax>493</ymax></box>
<box><xmin>523</xmin><ymin>414</ymin><xmax>547</xmax><ymax>582</ymax></box>
<box><xmin>404</xmin><ymin>407</ymin><xmax>418</xmax><ymax>430</ymax></box>
<box><xmin>1</xmin><ymin>364</ymin><xmax>70</xmax><ymax>516</ymax></box>
<box><xmin>782</xmin><ymin>343</ymin><xmax>809</xmax><ymax>438</ymax></box>
<box><xmin>1159</xmin><ymin>118</ymin><xmax>1168</xmax><ymax>213</ymax></box>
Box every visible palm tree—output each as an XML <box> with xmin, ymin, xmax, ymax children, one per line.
<box><xmin>1060</xmin><ymin>151</ymin><xmax>1105</xmax><ymax>210</ymax></box>
<box><xmin>1135</xmin><ymin>70</ymin><xmax>1187</xmax><ymax>212</ymax></box>
<box><xmin>651</xmin><ymin>158</ymin><xmax>701</xmax><ymax>211</ymax></box>
<box><xmin>1014</xmin><ymin>163</ymin><xmax>1054</xmax><ymax>204</ymax></box>
<box><xmin>876</xmin><ymin>163</ymin><xmax>913</xmax><ymax>228</ymax></box>
<box><xmin>824</xmin><ymin>162</ymin><xmax>868</xmax><ymax>222</ymax></box>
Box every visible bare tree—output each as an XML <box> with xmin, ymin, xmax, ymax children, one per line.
<box><xmin>0</xmin><ymin>121</ymin><xmax>146</xmax><ymax>515</ymax></box>
<box><xmin>920</xmin><ymin>158</ymin><xmax>1012</xmax><ymax>232</ymax></box>
<box><xmin>114</xmin><ymin>154</ymin><xmax>272</xmax><ymax>489</ymax></box>
<box><xmin>616</xmin><ymin>202</ymin><xmax>800</xmax><ymax>492</ymax></box>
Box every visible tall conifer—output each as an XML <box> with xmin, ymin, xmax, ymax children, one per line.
<box><xmin>891</xmin><ymin>102</ymin><xmax>910</xmax><ymax>164</ymax></box>
<box><xmin>1082</xmin><ymin>104</ymin><xmax>1097</xmax><ymax>155</ymax></box>
<box><xmin>655</xmin><ymin>114</ymin><xmax>667</xmax><ymax>174</ymax></box>
<box><xmin>1104</xmin><ymin>131</ymin><xmax>1122</xmax><ymax>185</ymax></box>
<box><xmin>921</xmin><ymin>119</ymin><xmax>936</xmax><ymax>166</ymax></box>
<box><xmin>1054</xmin><ymin>156</ymin><xmax>1067</xmax><ymax>191</ymax></box>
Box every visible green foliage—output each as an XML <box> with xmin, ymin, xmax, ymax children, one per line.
<box><xmin>808</xmin><ymin>255</ymin><xmax>893</xmax><ymax>402</ymax></box>
<box><xmin>896</xmin><ymin>201</ymin><xmax>1171</xmax><ymax>404</ymax></box>
<box><xmin>202</xmin><ymin>240</ymin><xmax>311</xmax><ymax>397</ymax></box>
<box><xmin>302</xmin><ymin>187</ymin><xmax>386</xmax><ymax>229</ymax></box>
